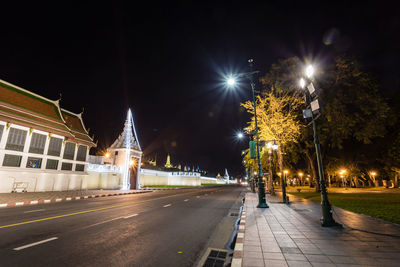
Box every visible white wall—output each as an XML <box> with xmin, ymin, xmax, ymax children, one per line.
<box><xmin>0</xmin><ymin>167</ymin><xmax>226</xmax><ymax>193</ymax></box>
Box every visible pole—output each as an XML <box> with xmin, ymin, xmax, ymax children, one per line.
<box><xmin>249</xmin><ymin>59</ymin><xmax>268</xmax><ymax>208</ymax></box>
<box><xmin>268</xmin><ymin>149</ymin><xmax>275</xmax><ymax>195</ymax></box>
<box><xmin>313</xmin><ymin>120</ymin><xmax>340</xmax><ymax>227</ymax></box>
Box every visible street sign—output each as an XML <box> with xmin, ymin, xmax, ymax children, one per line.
<box><xmin>249</xmin><ymin>141</ymin><xmax>256</xmax><ymax>159</ymax></box>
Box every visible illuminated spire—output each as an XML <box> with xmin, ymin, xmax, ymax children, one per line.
<box><xmin>165</xmin><ymin>154</ymin><xmax>173</xmax><ymax>168</ymax></box>
<box><xmin>110</xmin><ymin>109</ymin><xmax>141</xmax><ymax>151</ymax></box>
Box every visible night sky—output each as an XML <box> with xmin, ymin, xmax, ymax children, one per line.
<box><xmin>1</xmin><ymin>1</ymin><xmax>399</xmax><ymax>176</ymax></box>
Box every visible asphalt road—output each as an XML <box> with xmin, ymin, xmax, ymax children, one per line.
<box><xmin>0</xmin><ymin>186</ymin><xmax>245</xmax><ymax>267</ymax></box>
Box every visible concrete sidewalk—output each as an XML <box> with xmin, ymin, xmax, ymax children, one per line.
<box><xmin>232</xmin><ymin>192</ymin><xmax>400</xmax><ymax>267</ymax></box>
<box><xmin>0</xmin><ymin>189</ymin><xmax>151</xmax><ymax>208</ymax></box>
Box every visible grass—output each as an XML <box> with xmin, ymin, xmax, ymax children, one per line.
<box><xmin>289</xmin><ymin>192</ymin><xmax>400</xmax><ymax>224</ymax></box>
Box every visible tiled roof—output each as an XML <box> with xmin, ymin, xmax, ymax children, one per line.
<box><xmin>61</xmin><ymin>109</ymin><xmax>96</xmax><ymax>146</ymax></box>
<box><xmin>0</xmin><ymin>79</ymin><xmax>96</xmax><ymax>147</ymax></box>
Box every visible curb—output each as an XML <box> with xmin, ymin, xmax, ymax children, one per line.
<box><xmin>231</xmin><ymin>206</ymin><xmax>246</xmax><ymax>267</ymax></box>
<box><xmin>0</xmin><ymin>190</ymin><xmax>151</xmax><ymax>209</ymax></box>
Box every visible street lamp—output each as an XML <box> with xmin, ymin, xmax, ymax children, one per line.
<box><xmin>283</xmin><ymin>170</ymin><xmax>289</xmax><ymax>202</ymax></box>
<box><xmin>227</xmin><ymin>59</ymin><xmax>268</xmax><ymax>208</ymax></box>
<box><xmin>299</xmin><ymin>64</ymin><xmax>340</xmax><ymax>227</ymax></box>
<box><xmin>298</xmin><ymin>172</ymin><xmax>304</xmax><ymax>185</ymax></box>
<box><xmin>266</xmin><ymin>141</ymin><xmax>279</xmax><ymax>196</ymax></box>
<box><xmin>370</xmin><ymin>171</ymin><xmax>377</xmax><ymax>186</ymax></box>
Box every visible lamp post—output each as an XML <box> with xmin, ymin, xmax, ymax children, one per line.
<box><xmin>266</xmin><ymin>141</ymin><xmax>279</xmax><ymax>195</ymax></box>
<box><xmin>298</xmin><ymin>172</ymin><xmax>304</xmax><ymax>186</ymax></box>
<box><xmin>227</xmin><ymin>59</ymin><xmax>268</xmax><ymax>208</ymax></box>
<box><xmin>299</xmin><ymin>65</ymin><xmax>340</xmax><ymax>227</ymax></box>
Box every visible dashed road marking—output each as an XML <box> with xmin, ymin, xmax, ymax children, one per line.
<box><xmin>13</xmin><ymin>237</ymin><xmax>58</xmax><ymax>251</ymax></box>
<box><xmin>23</xmin><ymin>209</ymin><xmax>45</xmax><ymax>214</ymax></box>
<box><xmin>124</xmin><ymin>213</ymin><xmax>139</xmax><ymax>219</ymax></box>
<box><xmin>163</xmin><ymin>204</ymin><xmax>172</xmax><ymax>207</ymax></box>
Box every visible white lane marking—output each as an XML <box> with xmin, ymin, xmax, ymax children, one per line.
<box><xmin>184</xmin><ymin>199</ymin><xmax>189</xmax><ymax>202</ymax></box>
<box><xmin>30</xmin><ymin>200</ymin><xmax>38</xmax><ymax>204</ymax></box>
<box><xmin>23</xmin><ymin>209</ymin><xmax>45</xmax><ymax>214</ymax></box>
<box><xmin>15</xmin><ymin>202</ymin><xmax>24</xmax><ymax>206</ymax></box>
<box><xmin>66</xmin><ymin>197</ymin><xmax>72</xmax><ymax>201</ymax></box>
<box><xmin>13</xmin><ymin>237</ymin><xmax>58</xmax><ymax>251</ymax></box>
<box><xmin>163</xmin><ymin>204</ymin><xmax>172</xmax><ymax>207</ymax></box>
<box><xmin>55</xmin><ymin>198</ymin><xmax>62</xmax><ymax>202</ymax></box>
<box><xmin>44</xmin><ymin>200</ymin><xmax>51</xmax><ymax>203</ymax></box>
<box><xmin>84</xmin><ymin>217</ymin><xmax>123</xmax><ymax>228</ymax></box>
<box><xmin>124</xmin><ymin>213</ymin><xmax>139</xmax><ymax>219</ymax></box>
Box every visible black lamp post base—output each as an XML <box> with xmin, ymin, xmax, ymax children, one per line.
<box><xmin>320</xmin><ymin>205</ymin><xmax>342</xmax><ymax>227</ymax></box>
<box><xmin>257</xmin><ymin>202</ymin><xmax>269</xmax><ymax>208</ymax></box>
<box><xmin>320</xmin><ymin>218</ymin><xmax>342</xmax><ymax>227</ymax></box>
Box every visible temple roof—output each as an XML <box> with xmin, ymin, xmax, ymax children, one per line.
<box><xmin>0</xmin><ymin>79</ymin><xmax>96</xmax><ymax>147</ymax></box>
<box><xmin>109</xmin><ymin>109</ymin><xmax>141</xmax><ymax>151</ymax></box>
<box><xmin>61</xmin><ymin>109</ymin><xmax>96</xmax><ymax>146</ymax></box>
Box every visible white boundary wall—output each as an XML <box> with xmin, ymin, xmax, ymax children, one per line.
<box><xmin>0</xmin><ymin>166</ymin><xmax>227</xmax><ymax>193</ymax></box>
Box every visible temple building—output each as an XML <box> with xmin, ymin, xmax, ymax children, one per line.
<box><xmin>0</xmin><ymin>79</ymin><xmax>96</xmax><ymax>192</ymax></box>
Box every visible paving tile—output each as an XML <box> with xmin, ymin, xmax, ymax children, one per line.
<box><xmin>280</xmin><ymin>247</ymin><xmax>302</xmax><ymax>254</ymax></box>
<box><xmin>286</xmin><ymin>260</ymin><xmax>312</xmax><ymax>267</ymax></box>
<box><xmin>283</xmin><ymin>253</ymin><xmax>308</xmax><ymax>261</ymax></box>
<box><xmin>310</xmin><ymin>263</ymin><xmax>336</xmax><ymax>267</ymax></box>
<box><xmin>328</xmin><ymin>255</ymin><xmax>356</xmax><ymax>264</ymax></box>
<box><xmin>375</xmin><ymin>258</ymin><xmax>399</xmax><ymax>267</ymax></box>
<box><xmin>243</xmin><ymin>257</ymin><xmax>265</xmax><ymax>267</ymax></box>
<box><xmin>244</xmin><ymin>245</ymin><xmax>262</xmax><ymax>253</ymax></box>
<box><xmin>304</xmin><ymin>254</ymin><xmax>331</xmax><ymax>263</ymax></box>
<box><xmin>244</xmin><ymin>251</ymin><xmax>264</xmax><ymax>259</ymax></box>
<box><xmin>264</xmin><ymin>259</ymin><xmax>289</xmax><ymax>267</ymax></box>
<box><xmin>263</xmin><ymin>252</ymin><xmax>285</xmax><ymax>260</ymax></box>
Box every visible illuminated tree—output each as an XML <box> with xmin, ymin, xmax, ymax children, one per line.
<box><xmin>241</xmin><ymin>92</ymin><xmax>303</xmax><ymax>181</ymax></box>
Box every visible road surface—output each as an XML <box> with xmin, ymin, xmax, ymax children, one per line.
<box><xmin>0</xmin><ymin>186</ymin><xmax>244</xmax><ymax>266</ymax></box>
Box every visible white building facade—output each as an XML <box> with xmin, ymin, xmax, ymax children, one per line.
<box><xmin>0</xmin><ymin>79</ymin><xmax>96</xmax><ymax>193</ymax></box>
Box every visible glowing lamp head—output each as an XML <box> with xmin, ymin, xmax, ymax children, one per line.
<box><xmin>237</xmin><ymin>132</ymin><xmax>244</xmax><ymax>139</ymax></box>
<box><xmin>284</xmin><ymin>170</ymin><xmax>289</xmax><ymax>174</ymax></box>
<box><xmin>299</xmin><ymin>78</ymin><xmax>306</xmax><ymax>89</ymax></box>
<box><xmin>105</xmin><ymin>152</ymin><xmax>110</xmax><ymax>158</ymax></box>
<box><xmin>305</xmin><ymin>65</ymin><xmax>314</xmax><ymax>78</ymax></box>
<box><xmin>227</xmin><ymin>77</ymin><xmax>236</xmax><ymax>87</ymax></box>
<box><xmin>272</xmin><ymin>143</ymin><xmax>279</xmax><ymax>150</ymax></box>
<box><xmin>129</xmin><ymin>159</ymin><xmax>135</xmax><ymax>167</ymax></box>
<box><xmin>298</xmin><ymin>172</ymin><xmax>304</xmax><ymax>177</ymax></box>
<box><xmin>253</xmin><ymin>171</ymin><xmax>257</xmax><ymax>175</ymax></box>
<box><xmin>370</xmin><ymin>171</ymin><xmax>376</xmax><ymax>176</ymax></box>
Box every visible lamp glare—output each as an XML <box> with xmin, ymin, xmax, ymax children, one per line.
<box><xmin>305</xmin><ymin>65</ymin><xmax>314</xmax><ymax>78</ymax></box>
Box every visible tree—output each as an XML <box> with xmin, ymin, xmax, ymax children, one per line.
<box><xmin>256</xmin><ymin>55</ymin><xmax>391</xmax><ymax>189</ymax></box>
<box><xmin>241</xmin><ymin>92</ymin><xmax>303</xmax><ymax>188</ymax></box>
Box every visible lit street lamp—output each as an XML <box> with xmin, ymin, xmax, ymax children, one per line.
<box><xmin>299</xmin><ymin>64</ymin><xmax>340</xmax><ymax>227</ymax></box>
<box><xmin>227</xmin><ymin>59</ymin><xmax>268</xmax><ymax>208</ymax></box>
<box><xmin>298</xmin><ymin>172</ymin><xmax>304</xmax><ymax>185</ymax></box>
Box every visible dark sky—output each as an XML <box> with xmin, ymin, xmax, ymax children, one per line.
<box><xmin>1</xmin><ymin>1</ymin><xmax>399</xmax><ymax>176</ymax></box>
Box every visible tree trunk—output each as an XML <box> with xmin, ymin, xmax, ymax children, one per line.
<box><xmin>305</xmin><ymin>149</ymin><xmax>319</xmax><ymax>192</ymax></box>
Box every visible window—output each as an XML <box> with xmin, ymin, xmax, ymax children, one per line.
<box><xmin>115</xmin><ymin>151</ymin><xmax>118</xmax><ymax>155</ymax></box>
<box><xmin>29</xmin><ymin>133</ymin><xmax>47</xmax><ymax>154</ymax></box>
<box><xmin>63</xmin><ymin>142</ymin><xmax>75</xmax><ymax>160</ymax></box>
<box><xmin>61</xmin><ymin>162</ymin><xmax>73</xmax><ymax>170</ymax></box>
<box><xmin>26</xmin><ymin>157</ymin><xmax>42</xmax><ymax>168</ymax></box>
<box><xmin>75</xmin><ymin>164</ymin><xmax>85</xmax><ymax>171</ymax></box>
<box><xmin>46</xmin><ymin>159</ymin><xmax>59</xmax><ymax>170</ymax></box>
<box><xmin>5</xmin><ymin>128</ymin><xmax>27</xmax><ymax>151</ymax></box>
<box><xmin>3</xmin><ymin>154</ymin><xmax>22</xmax><ymax>167</ymax></box>
<box><xmin>47</xmin><ymin>137</ymin><xmax>63</xmax><ymax>156</ymax></box>
<box><xmin>76</xmin><ymin>145</ymin><xmax>87</xmax><ymax>161</ymax></box>
<box><xmin>0</xmin><ymin>124</ymin><xmax>4</xmax><ymax>142</ymax></box>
